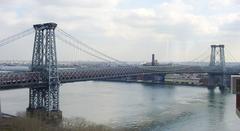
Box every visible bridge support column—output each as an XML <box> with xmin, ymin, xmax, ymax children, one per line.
<box><xmin>208</xmin><ymin>74</ymin><xmax>216</xmax><ymax>89</ymax></box>
<box><xmin>208</xmin><ymin>74</ymin><xmax>230</xmax><ymax>90</ymax></box>
<box><xmin>27</xmin><ymin>23</ymin><xmax>62</xmax><ymax>121</ymax></box>
<box><xmin>208</xmin><ymin>45</ymin><xmax>227</xmax><ymax>90</ymax></box>
<box><xmin>221</xmin><ymin>75</ymin><xmax>230</xmax><ymax>89</ymax></box>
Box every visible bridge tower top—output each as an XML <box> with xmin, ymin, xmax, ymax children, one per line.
<box><xmin>32</xmin><ymin>22</ymin><xmax>58</xmax><ymax>72</ymax></box>
<box><xmin>33</xmin><ymin>23</ymin><xmax>57</xmax><ymax>30</ymax></box>
<box><xmin>209</xmin><ymin>44</ymin><xmax>225</xmax><ymax>68</ymax></box>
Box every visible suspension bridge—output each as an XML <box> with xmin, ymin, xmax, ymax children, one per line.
<box><xmin>0</xmin><ymin>22</ymin><xmax>239</xmax><ymax>119</ymax></box>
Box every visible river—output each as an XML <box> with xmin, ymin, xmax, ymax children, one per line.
<box><xmin>0</xmin><ymin>81</ymin><xmax>239</xmax><ymax>131</ymax></box>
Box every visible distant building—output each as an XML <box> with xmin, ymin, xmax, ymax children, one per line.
<box><xmin>231</xmin><ymin>75</ymin><xmax>240</xmax><ymax>118</ymax></box>
<box><xmin>143</xmin><ymin>54</ymin><xmax>160</xmax><ymax>66</ymax></box>
<box><xmin>231</xmin><ymin>75</ymin><xmax>240</xmax><ymax>94</ymax></box>
<box><xmin>165</xmin><ymin>74</ymin><xmax>203</xmax><ymax>85</ymax></box>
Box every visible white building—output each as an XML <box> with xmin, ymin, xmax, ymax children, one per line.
<box><xmin>165</xmin><ymin>74</ymin><xmax>202</xmax><ymax>85</ymax></box>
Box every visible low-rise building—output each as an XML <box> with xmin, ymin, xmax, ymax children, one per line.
<box><xmin>165</xmin><ymin>74</ymin><xmax>203</xmax><ymax>85</ymax></box>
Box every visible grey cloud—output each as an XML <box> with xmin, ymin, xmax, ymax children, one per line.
<box><xmin>36</xmin><ymin>0</ymin><xmax>120</xmax><ymax>8</ymax></box>
<box><xmin>0</xmin><ymin>0</ymin><xmax>239</xmax><ymax>62</ymax></box>
<box><xmin>220</xmin><ymin>19</ymin><xmax>240</xmax><ymax>32</ymax></box>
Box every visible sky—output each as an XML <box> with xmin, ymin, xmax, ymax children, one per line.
<box><xmin>0</xmin><ymin>0</ymin><xmax>239</xmax><ymax>62</ymax></box>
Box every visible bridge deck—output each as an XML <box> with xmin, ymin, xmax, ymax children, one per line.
<box><xmin>0</xmin><ymin>65</ymin><xmax>238</xmax><ymax>89</ymax></box>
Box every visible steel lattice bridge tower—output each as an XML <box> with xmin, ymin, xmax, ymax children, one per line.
<box><xmin>27</xmin><ymin>23</ymin><xmax>62</xmax><ymax>119</ymax></box>
<box><xmin>208</xmin><ymin>45</ymin><xmax>226</xmax><ymax>89</ymax></box>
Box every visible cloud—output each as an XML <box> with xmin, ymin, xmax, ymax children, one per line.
<box><xmin>0</xmin><ymin>0</ymin><xmax>239</xmax><ymax>62</ymax></box>
<box><xmin>219</xmin><ymin>13</ymin><xmax>240</xmax><ymax>33</ymax></box>
<box><xmin>209</xmin><ymin>0</ymin><xmax>239</xmax><ymax>8</ymax></box>
<box><xmin>111</xmin><ymin>0</ymin><xmax>220</xmax><ymax>44</ymax></box>
<box><xmin>36</xmin><ymin>0</ymin><xmax>121</xmax><ymax>8</ymax></box>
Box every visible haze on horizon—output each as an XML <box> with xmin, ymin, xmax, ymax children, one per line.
<box><xmin>0</xmin><ymin>0</ymin><xmax>239</xmax><ymax>63</ymax></box>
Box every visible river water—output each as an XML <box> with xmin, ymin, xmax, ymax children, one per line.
<box><xmin>0</xmin><ymin>81</ymin><xmax>240</xmax><ymax>131</ymax></box>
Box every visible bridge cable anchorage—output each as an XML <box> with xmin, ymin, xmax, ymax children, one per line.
<box><xmin>0</xmin><ymin>28</ymin><xmax>34</xmax><ymax>48</ymax></box>
<box><xmin>56</xmin><ymin>28</ymin><xmax>127</xmax><ymax>65</ymax></box>
<box><xmin>56</xmin><ymin>34</ymin><xmax>115</xmax><ymax>63</ymax></box>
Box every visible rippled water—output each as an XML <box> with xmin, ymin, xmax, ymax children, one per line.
<box><xmin>0</xmin><ymin>81</ymin><xmax>240</xmax><ymax>131</ymax></box>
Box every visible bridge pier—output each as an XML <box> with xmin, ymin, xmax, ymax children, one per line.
<box><xmin>207</xmin><ymin>74</ymin><xmax>230</xmax><ymax>90</ymax></box>
<box><xmin>207</xmin><ymin>74</ymin><xmax>216</xmax><ymax>89</ymax></box>
<box><xmin>26</xmin><ymin>86</ymin><xmax>62</xmax><ymax>122</ymax></box>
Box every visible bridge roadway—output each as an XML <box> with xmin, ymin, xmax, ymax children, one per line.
<box><xmin>0</xmin><ymin>65</ymin><xmax>239</xmax><ymax>89</ymax></box>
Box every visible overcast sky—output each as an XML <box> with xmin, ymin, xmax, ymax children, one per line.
<box><xmin>0</xmin><ymin>0</ymin><xmax>239</xmax><ymax>62</ymax></box>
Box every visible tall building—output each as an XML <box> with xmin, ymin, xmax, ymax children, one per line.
<box><xmin>231</xmin><ymin>75</ymin><xmax>240</xmax><ymax>118</ymax></box>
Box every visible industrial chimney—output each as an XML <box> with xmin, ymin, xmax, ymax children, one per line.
<box><xmin>152</xmin><ymin>54</ymin><xmax>155</xmax><ymax>66</ymax></box>
<box><xmin>0</xmin><ymin>98</ymin><xmax>1</xmax><ymax>119</ymax></box>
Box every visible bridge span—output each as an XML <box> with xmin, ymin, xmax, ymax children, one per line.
<box><xmin>0</xmin><ymin>65</ymin><xmax>240</xmax><ymax>89</ymax></box>
<box><xmin>0</xmin><ymin>22</ymin><xmax>239</xmax><ymax>120</ymax></box>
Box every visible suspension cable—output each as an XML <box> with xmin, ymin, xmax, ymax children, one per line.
<box><xmin>55</xmin><ymin>27</ymin><xmax>212</xmax><ymax>73</ymax></box>
<box><xmin>0</xmin><ymin>28</ymin><xmax>34</xmax><ymax>48</ymax></box>
<box><xmin>56</xmin><ymin>34</ymin><xmax>115</xmax><ymax>63</ymax></box>
<box><xmin>188</xmin><ymin>47</ymin><xmax>210</xmax><ymax>62</ymax></box>
<box><xmin>225</xmin><ymin>47</ymin><xmax>238</xmax><ymax>62</ymax></box>
<box><xmin>56</xmin><ymin>28</ymin><xmax>126</xmax><ymax>65</ymax></box>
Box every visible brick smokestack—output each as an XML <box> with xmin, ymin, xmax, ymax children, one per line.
<box><xmin>152</xmin><ymin>54</ymin><xmax>155</xmax><ymax>66</ymax></box>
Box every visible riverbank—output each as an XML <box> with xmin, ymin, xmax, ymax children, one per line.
<box><xmin>0</xmin><ymin>115</ymin><xmax>114</xmax><ymax>131</ymax></box>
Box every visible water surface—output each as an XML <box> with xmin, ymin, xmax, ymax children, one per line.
<box><xmin>0</xmin><ymin>81</ymin><xmax>239</xmax><ymax>131</ymax></box>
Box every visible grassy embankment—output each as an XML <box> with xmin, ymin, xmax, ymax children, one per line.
<box><xmin>0</xmin><ymin>114</ymin><xmax>115</xmax><ymax>131</ymax></box>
